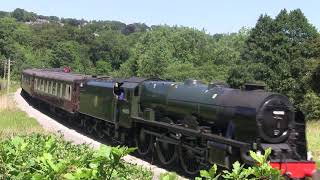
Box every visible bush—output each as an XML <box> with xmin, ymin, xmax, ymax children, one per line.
<box><xmin>300</xmin><ymin>92</ymin><xmax>320</xmax><ymax>120</ymax></box>
<box><xmin>196</xmin><ymin>148</ymin><xmax>282</xmax><ymax>180</ymax></box>
<box><xmin>0</xmin><ymin>133</ymin><xmax>152</xmax><ymax>180</ymax></box>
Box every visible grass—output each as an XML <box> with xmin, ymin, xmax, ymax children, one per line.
<box><xmin>0</xmin><ymin>108</ymin><xmax>43</xmax><ymax>139</ymax></box>
<box><xmin>0</xmin><ymin>79</ymin><xmax>20</xmax><ymax>96</ymax></box>
<box><xmin>1</xmin><ymin>81</ymin><xmax>43</xmax><ymax>139</ymax></box>
<box><xmin>306</xmin><ymin>120</ymin><xmax>320</xmax><ymax>167</ymax></box>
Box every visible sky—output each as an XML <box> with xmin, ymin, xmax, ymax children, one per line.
<box><xmin>1</xmin><ymin>0</ymin><xmax>319</xmax><ymax>34</ymax></box>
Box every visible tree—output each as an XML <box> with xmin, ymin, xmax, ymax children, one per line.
<box><xmin>96</xmin><ymin>60</ymin><xmax>112</xmax><ymax>75</ymax></box>
<box><xmin>229</xmin><ymin>9</ymin><xmax>319</xmax><ymax>105</ymax></box>
<box><xmin>89</xmin><ymin>31</ymin><xmax>130</xmax><ymax>69</ymax></box>
<box><xmin>49</xmin><ymin>41</ymin><xmax>90</xmax><ymax>72</ymax></box>
<box><xmin>11</xmin><ymin>8</ymin><xmax>37</xmax><ymax>22</ymax></box>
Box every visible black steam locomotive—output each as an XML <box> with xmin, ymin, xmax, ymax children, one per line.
<box><xmin>21</xmin><ymin>68</ymin><xmax>318</xmax><ymax>178</ymax></box>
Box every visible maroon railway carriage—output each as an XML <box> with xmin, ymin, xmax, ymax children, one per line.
<box><xmin>21</xmin><ymin>69</ymin><xmax>91</xmax><ymax>113</ymax></box>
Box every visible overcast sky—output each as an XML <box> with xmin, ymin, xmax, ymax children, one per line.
<box><xmin>1</xmin><ymin>0</ymin><xmax>319</xmax><ymax>34</ymax></box>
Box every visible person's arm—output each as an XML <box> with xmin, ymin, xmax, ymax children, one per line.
<box><xmin>118</xmin><ymin>91</ymin><xmax>125</xmax><ymax>100</ymax></box>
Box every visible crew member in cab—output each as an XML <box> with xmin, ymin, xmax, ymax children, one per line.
<box><xmin>114</xmin><ymin>82</ymin><xmax>125</xmax><ymax>100</ymax></box>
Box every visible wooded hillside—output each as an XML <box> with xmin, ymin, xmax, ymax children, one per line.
<box><xmin>1</xmin><ymin>8</ymin><xmax>320</xmax><ymax>119</ymax></box>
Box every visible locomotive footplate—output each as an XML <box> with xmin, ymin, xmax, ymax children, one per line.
<box><xmin>261</xmin><ymin>143</ymin><xmax>293</xmax><ymax>160</ymax></box>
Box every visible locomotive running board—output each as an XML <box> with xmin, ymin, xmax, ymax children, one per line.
<box><xmin>133</xmin><ymin>117</ymin><xmax>249</xmax><ymax>148</ymax></box>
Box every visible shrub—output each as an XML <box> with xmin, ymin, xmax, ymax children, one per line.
<box><xmin>0</xmin><ymin>133</ymin><xmax>152</xmax><ymax>180</ymax></box>
<box><xmin>159</xmin><ymin>172</ymin><xmax>178</xmax><ymax>180</ymax></box>
<box><xmin>196</xmin><ymin>148</ymin><xmax>282</xmax><ymax>180</ymax></box>
<box><xmin>300</xmin><ymin>92</ymin><xmax>320</xmax><ymax>120</ymax></box>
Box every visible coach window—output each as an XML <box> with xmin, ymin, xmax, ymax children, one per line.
<box><xmin>52</xmin><ymin>81</ymin><xmax>56</xmax><ymax>95</ymax></box>
<box><xmin>34</xmin><ymin>78</ymin><xmax>38</xmax><ymax>90</ymax></box>
<box><xmin>44</xmin><ymin>80</ymin><xmax>47</xmax><ymax>92</ymax></box>
<box><xmin>42</xmin><ymin>79</ymin><xmax>44</xmax><ymax>92</ymax></box>
<box><xmin>51</xmin><ymin>81</ymin><xmax>54</xmax><ymax>95</ymax></box>
<box><xmin>62</xmin><ymin>83</ymin><xmax>66</xmax><ymax>99</ymax></box>
<box><xmin>48</xmin><ymin>80</ymin><xmax>50</xmax><ymax>94</ymax></box>
<box><xmin>48</xmin><ymin>81</ymin><xmax>51</xmax><ymax>94</ymax></box>
<box><xmin>48</xmin><ymin>80</ymin><xmax>51</xmax><ymax>94</ymax></box>
<box><xmin>65</xmin><ymin>84</ymin><xmax>69</xmax><ymax>100</ymax></box>
<box><xmin>49</xmin><ymin>81</ymin><xmax>52</xmax><ymax>94</ymax></box>
<box><xmin>50</xmin><ymin>81</ymin><xmax>53</xmax><ymax>95</ymax></box>
<box><xmin>55</xmin><ymin>82</ymin><xmax>59</xmax><ymax>96</ymax></box>
<box><xmin>64</xmin><ymin>84</ymin><xmax>68</xmax><ymax>100</ymax></box>
<box><xmin>52</xmin><ymin>81</ymin><xmax>55</xmax><ymax>95</ymax></box>
<box><xmin>39</xmin><ymin>79</ymin><xmax>42</xmax><ymax>91</ymax></box>
<box><xmin>59</xmin><ymin>83</ymin><xmax>63</xmax><ymax>98</ymax></box>
<box><xmin>47</xmin><ymin>80</ymin><xmax>50</xmax><ymax>94</ymax></box>
<box><xmin>53</xmin><ymin>81</ymin><xmax>56</xmax><ymax>95</ymax></box>
<box><xmin>68</xmin><ymin>84</ymin><xmax>72</xmax><ymax>100</ymax></box>
<box><xmin>38</xmin><ymin>79</ymin><xmax>41</xmax><ymax>91</ymax></box>
<box><xmin>49</xmin><ymin>81</ymin><xmax>51</xmax><ymax>94</ymax></box>
<box><xmin>44</xmin><ymin>80</ymin><xmax>47</xmax><ymax>93</ymax></box>
<box><xmin>41</xmin><ymin>79</ymin><xmax>44</xmax><ymax>92</ymax></box>
<box><xmin>46</xmin><ymin>80</ymin><xmax>49</xmax><ymax>94</ymax></box>
<box><xmin>43</xmin><ymin>80</ymin><xmax>45</xmax><ymax>92</ymax></box>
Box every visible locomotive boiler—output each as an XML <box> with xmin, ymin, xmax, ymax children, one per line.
<box><xmin>140</xmin><ymin>79</ymin><xmax>293</xmax><ymax>144</ymax></box>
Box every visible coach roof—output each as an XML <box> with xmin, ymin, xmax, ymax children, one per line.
<box><xmin>23</xmin><ymin>69</ymin><xmax>91</xmax><ymax>82</ymax></box>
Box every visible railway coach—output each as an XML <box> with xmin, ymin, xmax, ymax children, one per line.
<box><xmin>21</xmin><ymin>68</ymin><xmax>91</xmax><ymax>114</ymax></box>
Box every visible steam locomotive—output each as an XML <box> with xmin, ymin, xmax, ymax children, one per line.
<box><xmin>21</xmin><ymin>68</ymin><xmax>319</xmax><ymax>179</ymax></box>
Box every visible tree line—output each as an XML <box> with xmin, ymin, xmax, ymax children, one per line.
<box><xmin>0</xmin><ymin>8</ymin><xmax>320</xmax><ymax>119</ymax></box>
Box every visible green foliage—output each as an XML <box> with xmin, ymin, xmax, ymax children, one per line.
<box><xmin>196</xmin><ymin>148</ymin><xmax>282</xmax><ymax>180</ymax></box>
<box><xmin>222</xmin><ymin>161</ymin><xmax>253</xmax><ymax>179</ymax></box>
<box><xmin>0</xmin><ymin>134</ymin><xmax>152</xmax><ymax>180</ymax></box>
<box><xmin>90</xmin><ymin>31</ymin><xmax>130</xmax><ymax>69</ymax></box>
<box><xmin>123</xmin><ymin>26</ymin><xmax>247</xmax><ymax>80</ymax></box>
<box><xmin>300</xmin><ymin>92</ymin><xmax>320</xmax><ymax>119</ymax></box>
<box><xmin>230</xmin><ymin>9</ymin><xmax>320</xmax><ymax>106</ymax></box>
<box><xmin>49</xmin><ymin>41</ymin><xmax>86</xmax><ymax>72</ymax></box>
<box><xmin>195</xmin><ymin>164</ymin><xmax>220</xmax><ymax>180</ymax></box>
<box><xmin>95</xmin><ymin>60</ymin><xmax>113</xmax><ymax>75</ymax></box>
<box><xmin>163</xmin><ymin>62</ymin><xmax>198</xmax><ymax>81</ymax></box>
<box><xmin>1</xmin><ymin>8</ymin><xmax>320</xmax><ymax>119</ymax></box>
<box><xmin>159</xmin><ymin>172</ymin><xmax>178</xmax><ymax>180</ymax></box>
<box><xmin>11</xmin><ymin>8</ymin><xmax>37</xmax><ymax>22</ymax></box>
<box><xmin>248</xmin><ymin>148</ymin><xmax>282</xmax><ymax>179</ymax></box>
